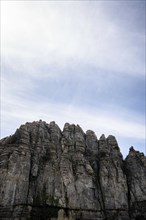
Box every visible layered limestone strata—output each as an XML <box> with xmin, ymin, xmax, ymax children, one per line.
<box><xmin>0</xmin><ymin>120</ymin><xmax>146</xmax><ymax>220</ymax></box>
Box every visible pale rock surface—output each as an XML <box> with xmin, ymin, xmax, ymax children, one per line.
<box><xmin>125</xmin><ymin>147</ymin><xmax>146</xmax><ymax>220</ymax></box>
<box><xmin>0</xmin><ymin>120</ymin><xmax>146</xmax><ymax>220</ymax></box>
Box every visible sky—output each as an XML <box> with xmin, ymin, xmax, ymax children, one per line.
<box><xmin>1</xmin><ymin>0</ymin><xmax>145</xmax><ymax>158</ymax></box>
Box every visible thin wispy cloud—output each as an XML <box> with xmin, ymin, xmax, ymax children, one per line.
<box><xmin>1</xmin><ymin>96</ymin><xmax>145</xmax><ymax>157</ymax></box>
<box><xmin>1</xmin><ymin>1</ymin><xmax>145</xmax><ymax>157</ymax></box>
<box><xmin>2</xmin><ymin>1</ymin><xmax>145</xmax><ymax>76</ymax></box>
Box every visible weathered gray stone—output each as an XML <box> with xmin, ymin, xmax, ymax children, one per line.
<box><xmin>0</xmin><ymin>121</ymin><xmax>146</xmax><ymax>219</ymax></box>
<box><xmin>125</xmin><ymin>147</ymin><xmax>146</xmax><ymax>220</ymax></box>
<box><xmin>97</xmin><ymin>135</ymin><xmax>129</xmax><ymax>219</ymax></box>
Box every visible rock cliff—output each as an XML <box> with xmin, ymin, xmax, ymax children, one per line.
<box><xmin>0</xmin><ymin>120</ymin><xmax>146</xmax><ymax>220</ymax></box>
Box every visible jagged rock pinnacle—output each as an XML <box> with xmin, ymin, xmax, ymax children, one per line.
<box><xmin>0</xmin><ymin>121</ymin><xmax>146</xmax><ymax>219</ymax></box>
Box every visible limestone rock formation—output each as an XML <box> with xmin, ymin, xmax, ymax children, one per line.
<box><xmin>0</xmin><ymin>120</ymin><xmax>146</xmax><ymax>220</ymax></box>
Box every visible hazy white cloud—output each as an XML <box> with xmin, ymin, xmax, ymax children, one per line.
<box><xmin>1</xmin><ymin>96</ymin><xmax>145</xmax><ymax>157</ymax></box>
<box><xmin>1</xmin><ymin>77</ymin><xmax>145</xmax><ymax>141</ymax></box>
<box><xmin>1</xmin><ymin>1</ymin><xmax>145</xmax><ymax>78</ymax></box>
<box><xmin>1</xmin><ymin>1</ymin><xmax>145</xmax><ymax>157</ymax></box>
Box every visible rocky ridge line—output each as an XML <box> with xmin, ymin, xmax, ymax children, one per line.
<box><xmin>0</xmin><ymin>120</ymin><xmax>146</xmax><ymax>220</ymax></box>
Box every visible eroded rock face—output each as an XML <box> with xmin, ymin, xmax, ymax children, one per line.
<box><xmin>0</xmin><ymin>121</ymin><xmax>145</xmax><ymax>220</ymax></box>
<box><xmin>125</xmin><ymin>147</ymin><xmax>146</xmax><ymax>220</ymax></box>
